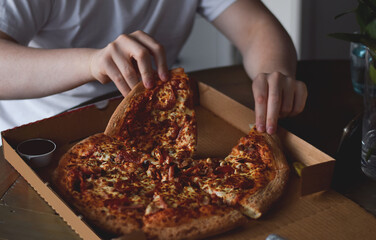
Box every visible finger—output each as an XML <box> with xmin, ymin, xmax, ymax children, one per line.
<box><xmin>131</xmin><ymin>31</ymin><xmax>169</xmax><ymax>81</ymax></box>
<box><xmin>279</xmin><ymin>78</ymin><xmax>295</xmax><ymax>118</ymax></box>
<box><xmin>105</xmin><ymin>58</ymin><xmax>131</xmax><ymax>96</ymax></box>
<box><xmin>252</xmin><ymin>73</ymin><xmax>268</xmax><ymax>132</ymax></box>
<box><xmin>291</xmin><ymin>80</ymin><xmax>308</xmax><ymax>116</ymax></box>
<box><xmin>131</xmin><ymin>46</ymin><xmax>155</xmax><ymax>89</ymax></box>
<box><xmin>109</xmin><ymin>42</ymin><xmax>139</xmax><ymax>88</ymax></box>
<box><xmin>115</xmin><ymin>34</ymin><xmax>155</xmax><ymax>89</ymax></box>
<box><xmin>266</xmin><ymin>73</ymin><xmax>283</xmax><ymax>134</ymax></box>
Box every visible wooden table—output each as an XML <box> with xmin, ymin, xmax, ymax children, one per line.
<box><xmin>1</xmin><ymin>60</ymin><xmax>376</xmax><ymax>239</ymax></box>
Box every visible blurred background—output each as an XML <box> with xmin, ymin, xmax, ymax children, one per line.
<box><xmin>178</xmin><ymin>0</ymin><xmax>359</xmax><ymax>72</ymax></box>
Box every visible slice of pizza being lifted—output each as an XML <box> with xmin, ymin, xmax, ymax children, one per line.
<box><xmin>105</xmin><ymin>68</ymin><xmax>197</xmax><ymax>168</ymax></box>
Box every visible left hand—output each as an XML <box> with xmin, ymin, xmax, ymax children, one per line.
<box><xmin>252</xmin><ymin>72</ymin><xmax>307</xmax><ymax>134</ymax></box>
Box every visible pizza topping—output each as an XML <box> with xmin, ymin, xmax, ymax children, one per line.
<box><xmin>104</xmin><ymin>197</ymin><xmax>131</xmax><ymax>209</ymax></box>
<box><xmin>152</xmin><ymin>148</ymin><xmax>166</xmax><ymax>165</ymax></box>
<box><xmin>156</xmin><ymin>194</ymin><xmax>169</xmax><ymax>209</ymax></box>
<box><xmin>184</xmin><ymin>96</ymin><xmax>194</xmax><ymax>109</ymax></box>
<box><xmin>225</xmin><ymin>175</ymin><xmax>254</xmax><ymax>189</ymax></box>
<box><xmin>154</xmin><ymin>84</ymin><xmax>176</xmax><ymax>110</ymax></box>
<box><xmin>177</xmin><ymin>158</ymin><xmax>191</xmax><ymax>168</ymax></box>
<box><xmin>168</xmin><ymin>165</ymin><xmax>175</xmax><ymax>182</ymax></box>
<box><xmin>80</xmin><ymin>166</ymin><xmax>101</xmax><ymax>178</ymax></box>
<box><xmin>166</xmin><ymin>121</ymin><xmax>180</xmax><ymax>140</ymax></box>
<box><xmin>214</xmin><ymin>165</ymin><xmax>234</xmax><ymax>177</ymax></box>
<box><xmin>115</xmin><ymin>150</ymin><xmax>140</xmax><ymax>164</ymax></box>
<box><xmin>66</xmin><ymin>168</ymin><xmax>83</xmax><ymax>192</ymax></box>
<box><xmin>114</xmin><ymin>181</ymin><xmax>140</xmax><ymax>194</ymax></box>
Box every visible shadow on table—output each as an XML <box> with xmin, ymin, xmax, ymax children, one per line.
<box><xmin>333</xmin><ymin>114</ymin><xmax>376</xmax><ymax>216</ymax></box>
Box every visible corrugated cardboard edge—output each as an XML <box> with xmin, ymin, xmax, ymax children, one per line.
<box><xmin>277</xmin><ymin>128</ymin><xmax>335</xmax><ymax>195</ymax></box>
<box><xmin>0</xmin><ymin>98</ymin><xmax>122</xmax><ymax>148</ymax></box>
<box><xmin>2</xmin><ymin>138</ymin><xmax>100</xmax><ymax>240</ymax></box>
<box><xmin>198</xmin><ymin>82</ymin><xmax>335</xmax><ymax>196</ymax></box>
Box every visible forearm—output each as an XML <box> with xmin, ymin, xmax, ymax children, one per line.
<box><xmin>213</xmin><ymin>0</ymin><xmax>307</xmax><ymax>134</ymax></box>
<box><xmin>0</xmin><ymin>39</ymin><xmax>95</xmax><ymax>99</ymax></box>
<box><xmin>241</xmin><ymin>16</ymin><xmax>297</xmax><ymax>80</ymax></box>
<box><xmin>213</xmin><ymin>0</ymin><xmax>297</xmax><ymax>80</ymax></box>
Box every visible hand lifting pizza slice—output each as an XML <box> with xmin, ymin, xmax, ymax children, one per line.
<box><xmin>53</xmin><ymin>68</ymin><xmax>289</xmax><ymax>240</ymax></box>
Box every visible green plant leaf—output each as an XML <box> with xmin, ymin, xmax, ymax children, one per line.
<box><xmin>331</xmin><ymin>0</ymin><xmax>376</xmax><ymax>53</ymax></box>
<box><xmin>366</xmin><ymin>19</ymin><xmax>376</xmax><ymax>38</ymax></box>
<box><xmin>356</xmin><ymin>2</ymin><xmax>375</xmax><ymax>32</ymax></box>
<box><xmin>361</xmin><ymin>0</ymin><xmax>376</xmax><ymax>13</ymax></box>
<box><xmin>369</xmin><ymin>61</ymin><xmax>376</xmax><ymax>84</ymax></box>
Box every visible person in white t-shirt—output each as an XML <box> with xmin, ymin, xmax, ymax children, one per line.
<box><xmin>0</xmin><ymin>0</ymin><xmax>307</xmax><ymax>135</ymax></box>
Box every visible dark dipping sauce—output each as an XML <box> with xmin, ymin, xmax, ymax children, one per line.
<box><xmin>18</xmin><ymin>139</ymin><xmax>55</xmax><ymax>156</ymax></box>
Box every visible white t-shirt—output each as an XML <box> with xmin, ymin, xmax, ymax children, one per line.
<box><xmin>0</xmin><ymin>0</ymin><xmax>236</xmax><ymax>133</ymax></box>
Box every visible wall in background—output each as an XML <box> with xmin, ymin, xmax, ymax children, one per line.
<box><xmin>264</xmin><ymin>0</ymin><xmax>359</xmax><ymax>60</ymax></box>
<box><xmin>178</xmin><ymin>0</ymin><xmax>360</xmax><ymax>72</ymax></box>
<box><xmin>300</xmin><ymin>0</ymin><xmax>359</xmax><ymax>60</ymax></box>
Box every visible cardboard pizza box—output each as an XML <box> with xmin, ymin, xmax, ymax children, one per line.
<box><xmin>1</xmin><ymin>82</ymin><xmax>336</xmax><ymax>240</ymax></box>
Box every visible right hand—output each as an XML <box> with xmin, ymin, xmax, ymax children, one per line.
<box><xmin>89</xmin><ymin>30</ymin><xmax>169</xmax><ymax>96</ymax></box>
<box><xmin>252</xmin><ymin>72</ymin><xmax>307</xmax><ymax>134</ymax></box>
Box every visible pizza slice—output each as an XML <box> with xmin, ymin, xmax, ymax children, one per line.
<box><xmin>104</xmin><ymin>68</ymin><xmax>197</xmax><ymax>167</ymax></box>
<box><xmin>224</xmin><ymin>127</ymin><xmax>289</xmax><ymax>218</ymax></box>
<box><xmin>183</xmin><ymin>128</ymin><xmax>289</xmax><ymax>219</ymax></box>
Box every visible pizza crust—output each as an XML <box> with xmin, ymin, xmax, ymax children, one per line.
<box><xmin>239</xmin><ymin>131</ymin><xmax>289</xmax><ymax>219</ymax></box>
<box><xmin>104</xmin><ymin>81</ymin><xmax>146</xmax><ymax>137</ymax></box>
<box><xmin>267</xmin><ymin>133</ymin><xmax>290</xmax><ymax>171</ymax></box>
<box><xmin>239</xmin><ymin>168</ymin><xmax>289</xmax><ymax>218</ymax></box>
<box><xmin>70</xmin><ymin>200</ymin><xmax>144</xmax><ymax>237</ymax></box>
<box><xmin>143</xmin><ymin>207</ymin><xmax>247</xmax><ymax>240</ymax></box>
<box><xmin>85</xmin><ymin>206</ymin><xmax>143</xmax><ymax>236</ymax></box>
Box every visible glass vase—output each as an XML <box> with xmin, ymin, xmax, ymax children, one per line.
<box><xmin>361</xmin><ymin>47</ymin><xmax>376</xmax><ymax>180</ymax></box>
<box><xmin>350</xmin><ymin>42</ymin><xmax>366</xmax><ymax>95</ymax></box>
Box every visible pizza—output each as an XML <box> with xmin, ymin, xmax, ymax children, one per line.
<box><xmin>53</xmin><ymin>68</ymin><xmax>289</xmax><ymax>240</ymax></box>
